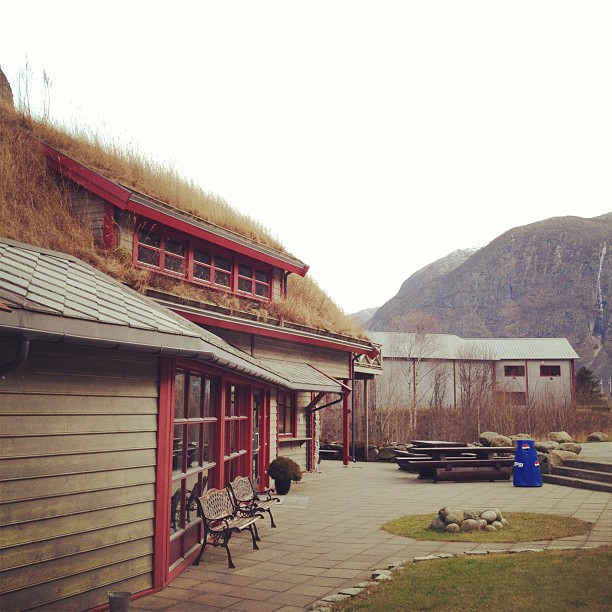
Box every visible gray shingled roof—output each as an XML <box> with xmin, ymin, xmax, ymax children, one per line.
<box><xmin>367</xmin><ymin>331</ymin><xmax>579</xmax><ymax>360</ymax></box>
<box><xmin>0</xmin><ymin>238</ymin><xmax>344</xmax><ymax>390</ymax></box>
<box><xmin>257</xmin><ymin>358</ymin><xmax>345</xmax><ymax>393</ymax></box>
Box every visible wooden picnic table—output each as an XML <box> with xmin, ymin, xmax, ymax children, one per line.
<box><xmin>411</xmin><ymin>440</ymin><xmax>469</xmax><ymax>448</ymax></box>
<box><xmin>396</xmin><ymin>445</ymin><xmax>515</xmax><ymax>482</ymax></box>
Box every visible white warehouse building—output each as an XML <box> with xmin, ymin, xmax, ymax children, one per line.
<box><xmin>367</xmin><ymin>332</ymin><xmax>579</xmax><ymax>409</ymax></box>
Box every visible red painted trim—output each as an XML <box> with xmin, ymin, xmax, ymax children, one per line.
<box><xmin>154</xmin><ymin>357</ymin><xmax>175</xmax><ymax>588</ymax></box>
<box><xmin>342</xmin><ymin>380</ymin><xmax>350</xmax><ymax>465</ymax></box>
<box><xmin>215</xmin><ymin>382</ymin><xmax>227</xmax><ymax>489</ymax></box>
<box><xmin>175</xmin><ymin>308</ymin><xmax>376</xmax><ymax>356</ymax></box>
<box><xmin>42</xmin><ymin>144</ymin><xmax>132</xmax><ymax>208</ymax></box>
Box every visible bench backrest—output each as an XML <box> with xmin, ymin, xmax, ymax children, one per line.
<box><xmin>197</xmin><ymin>487</ymin><xmax>235</xmax><ymax>522</ymax></box>
<box><xmin>229</xmin><ymin>476</ymin><xmax>255</xmax><ymax>504</ymax></box>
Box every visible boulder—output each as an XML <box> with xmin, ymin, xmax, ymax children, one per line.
<box><xmin>490</xmin><ymin>435</ymin><xmax>513</xmax><ymax>447</ymax></box>
<box><xmin>587</xmin><ymin>431</ymin><xmax>608</xmax><ymax>442</ymax></box>
<box><xmin>548</xmin><ymin>431</ymin><xmax>573</xmax><ymax>443</ymax></box>
<box><xmin>477</xmin><ymin>518</ymin><xmax>488</xmax><ymax>530</ymax></box>
<box><xmin>377</xmin><ymin>447</ymin><xmax>401</xmax><ymax>461</ymax></box>
<box><xmin>510</xmin><ymin>434</ymin><xmax>532</xmax><ymax>441</ymax></box>
<box><xmin>535</xmin><ymin>440</ymin><xmax>559</xmax><ymax>453</ymax></box>
<box><xmin>445</xmin><ymin>523</ymin><xmax>461</xmax><ymax>533</ymax></box>
<box><xmin>491</xmin><ymin>520</ymin><xmax>503</xmax><ymax>530</ymax></box>
<box><xmin>461</xmin><ymin>519</ymin><xmax>479</xmax><ymax>532</ymax></box>
<box><xmin>558</xmin><ymin>443</ymin><xmax>582</xmax><ymax>455</ymax></box>
<box><xmin>480</xmin><ymin>510</ymin><xmax>497</xmax><ymax>523</ymax></box>
<box><xmin>484</xmin><ymin>524</ymin><xmax>497</xmax><ymax>532</ymax></box>
<box><xmin>479</xmin><ymin>431</ymin><xmax>499</xmax><ymax>445</ymax></box>
<box><xmin>444</xmin><ymin>513</ymin><xmax>462</xmax><ymax>526</ymax></box>
<box><xmin>430</xmin><ymin>515</ymin><xmax>446</xmax><ymax>530</ymax></box>
<box><xmin>548</xmin><ymin>449</ymin><xmax>579</xmax><ymax>467</ymax></box>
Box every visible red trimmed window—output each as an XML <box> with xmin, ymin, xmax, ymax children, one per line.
<box><xmin>504</xmin><ymin>365</ymin><xmax>525</xmax><ymax>377</ymax></box>
<box><xmin>237</xmin><ymin>264</ymin><xmax>270</xmax><ymax>298</ymax></box>
<box><xmin>540</xmin><ymin>365</ymin><xmax>561</xmax><ymax>377</ymax></box>
<box><xmin>135</xmin><ymin>225</ymin><xmax>272</xmax><ymax>300</ymax></box>
<box><xmin>277</xmin><ymin>391</ymin><xmax>296</xmax><ymax>436</ymax></box>
<box><xmin>137</xmin><ymin>229</ymin><xmax>186</xmax><ymax>275</ymax></box>
<box><xmin>193</xmin><ymin>247</ymin><xmax>231</xmax><ymax>289</ymax></box>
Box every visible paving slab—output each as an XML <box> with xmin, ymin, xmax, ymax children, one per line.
<box><xmin>133</xmin><ymin>458</ymin><xmax>611</xmax><ymax>611</ymax></box>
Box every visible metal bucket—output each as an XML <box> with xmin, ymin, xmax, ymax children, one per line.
<box><xmin>108</xmin><ymin>591</ymin><xmax>131</xmax><ymax>612</ymax></box>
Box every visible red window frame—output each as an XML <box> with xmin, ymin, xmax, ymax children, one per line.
<box><xmin>237</xmin><ymin>263</ymin><xmax>271</xmax><ymax>299</ymax></box>
<box><xmin>504</xmin><ymin>365</ymin><xmax>525</xmax><ymax>377</ymax></box>
<box><xmin>134</xmin><ymin>222</ymin><xmax>272</xmax><ymax>301</ymax></box>
<box><xmin>540</xmin><ymin>365</ymin><xmax>561</xmax><ymax>377</ymax></box>
<box><xmin>136</xmin><ymin>227</ymin><xmax>186</xmax><ymax>276</ymax></box>
<box><xmin>168</xmin><ymin>368</ymin><xmax>219</xmax><ymax>576</ymax></box>
<box><xmin>223</xmin><ymin>383</ymin><xmax>251</xmax><ymax>484</ymax></box>
<box><xmin>277</xmin><ymin>391</ymin><xmax>297</xmax><ymax>437</ymax></box>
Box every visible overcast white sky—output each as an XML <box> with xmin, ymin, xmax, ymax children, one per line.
<box><xmin>3</xmin><ymin>1</ymin><xmax>611</xmax><ymax>313</ymax></box>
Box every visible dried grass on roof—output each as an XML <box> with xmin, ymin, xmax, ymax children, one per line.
<box><xmin>0</xmin><ymin>102</ymin><xmax>365</xmax><ymax>339</ymax></box>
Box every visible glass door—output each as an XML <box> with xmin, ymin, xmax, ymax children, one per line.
<box><xmin>169</xmin><ymin>369</ymin><xmax>218</xmax><ymax>571</ymax></box>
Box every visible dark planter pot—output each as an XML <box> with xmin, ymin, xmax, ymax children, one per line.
<box><xmin>274</xmin><ymin>479</ymin><xmax>292</xmax><ymax>495</ymax></box>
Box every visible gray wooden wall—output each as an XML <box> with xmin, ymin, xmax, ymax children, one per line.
<box><xmin>0</xmin><ymin>338</ymin><xmax>158</xmax><ymax>611</ymax></box>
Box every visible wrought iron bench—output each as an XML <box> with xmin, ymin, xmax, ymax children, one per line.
<box><xmin>229</xmin><ymin>476</ymin><xmax>280</xmax><ymax>528</ymax></box>
<box><xmin>193</xmin><ymin>486</ymin><xmax>263</xmax><ymax>569</ymax></box>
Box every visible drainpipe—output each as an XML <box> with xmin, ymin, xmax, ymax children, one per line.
<box><xmin>351</xmin><ymin>354</ymin><xmax>357</xmax><ymax>463</ymax></box>
<box><xmin>0</xmin><ymin>337</ymin><xmax>30</xmax><ymax>376</ymax></box>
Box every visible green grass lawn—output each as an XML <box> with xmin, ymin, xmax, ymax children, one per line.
<box><xmin>333</xmin><ymin>547</ymin><xmax>612</xmax><ymax>611</ymax></box>
<box><xmin>383</xmin><ymin>512</ymin><xmax>592</xmax><ymax>543</ymax></box>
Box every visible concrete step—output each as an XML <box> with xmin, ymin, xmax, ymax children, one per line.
<box><xmin>563</xmin><ymin>459</ymin><xmax>612</xmax><ymax>474</ymax></box>
<box><xmin>542</xmin><ymin>473</ymin><xmax>612</xmax><ymax>494</ymax></box>
<box><xmin>551</xmin><ymin>465</ymin><xmax>612</xmax><ymax>484</ymax></box>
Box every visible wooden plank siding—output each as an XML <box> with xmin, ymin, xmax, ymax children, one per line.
<box><xmin>0</xmin><ymin>339</ymin><xmax>159</xmax><ymax>611</ymax></box>
<box><xmin>66</xmin><ymin>182</ymin><xmax>107</xmax><ymax>246</ymax></box>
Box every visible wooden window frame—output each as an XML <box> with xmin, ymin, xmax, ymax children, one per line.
<box><xmin>134</xmin><ymin>222</ymin><xmax>273</xmax><ymax>301</ymax></box>
<box><xmin>540</xmin><ymin>365</ymin><xmax>561</xmax><ymax>377</ymax></box>
<box><xmin>277</xmin><ymin>391</ymin><xmax>297</xmax><ymax>438</ymax></box>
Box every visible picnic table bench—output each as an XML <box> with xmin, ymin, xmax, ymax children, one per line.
<box><xmin>193</xmin><ymin>486</ymin><xmax>263</xmax><ymax>568</ymax></box>
<box><xmin>396</xmin><ymin>445</ymin><xmax>515</xmax><ymax>482</ymax></box>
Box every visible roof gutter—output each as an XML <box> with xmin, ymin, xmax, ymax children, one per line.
<box><xmin>0</xmin><ymin>324</ymin><xmax>293</xmax><ymax>389</ymax></box>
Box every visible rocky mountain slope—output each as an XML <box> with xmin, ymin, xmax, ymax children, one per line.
<box><xmin>367</xmin><ymin>214</ymin><xmax>612</xmax><ymax>381</ymax></box>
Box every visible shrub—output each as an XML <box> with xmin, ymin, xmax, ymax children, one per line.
<box><xmin>268</xmin><ymin>456</ymin><xmax>302</xmax><ymax>481</ymax></box>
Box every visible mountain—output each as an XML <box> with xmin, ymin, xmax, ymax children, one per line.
<box><xmin>350</xmin><ymin>307</ymin><xmax>379</xmax><ymax>327</ymax></box>
<box><xmin>367</xmin><ymin>214</ymin><xmax>612</xmax><ymax>380</ymax></box>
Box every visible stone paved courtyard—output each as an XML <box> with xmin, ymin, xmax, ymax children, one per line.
<box><xmin>133</xmin><ymin>443</ymin><xmax>612</xmax><ymax>611</ymax></box>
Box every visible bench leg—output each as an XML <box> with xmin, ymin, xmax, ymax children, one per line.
<box><xmin>267</xmin><ymin>509</ymin><xmax>277</xmax><ymax>529</ymax></box>
<box><xmin>193</xmin><ymin>537</ymin><xmax>207</xmax><ymax>566</ymax></box>
<box><xmin>223</xmin><ymin>532</ymin><xmax>236</xmax><ymax>569</ymax></box>
<box><xmin>248</xmin><ymin>524</ymin><xmax>260</xmax><ymax>550</ymax></box>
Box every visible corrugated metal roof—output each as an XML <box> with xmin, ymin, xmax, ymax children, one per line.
<box><xmin>0</xmin><ymin>238</ymin><xmax>320</xmax><ymax>389</ymax></box>
<box><xmin>367</xmin><ymin>331</ymin><xmax>579</xmax><ymax>360</ymax></box>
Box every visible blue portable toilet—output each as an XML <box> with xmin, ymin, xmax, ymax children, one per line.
<box><xmin>513</xmin><ymin>439</ymin><xmax>543</xmax><ymax>487</ymax></box>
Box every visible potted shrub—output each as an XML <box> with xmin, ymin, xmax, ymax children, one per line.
<box><xmin>268</xmin><ymin>456</ymin><xmax>302</xmax><ymax>494</ymax></box>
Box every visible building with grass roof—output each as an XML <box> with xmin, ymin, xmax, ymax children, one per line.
<box><xmin>0</xmin><ymin>102</ymin><xmax>381</xmax><ymax>609</ymax></box>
